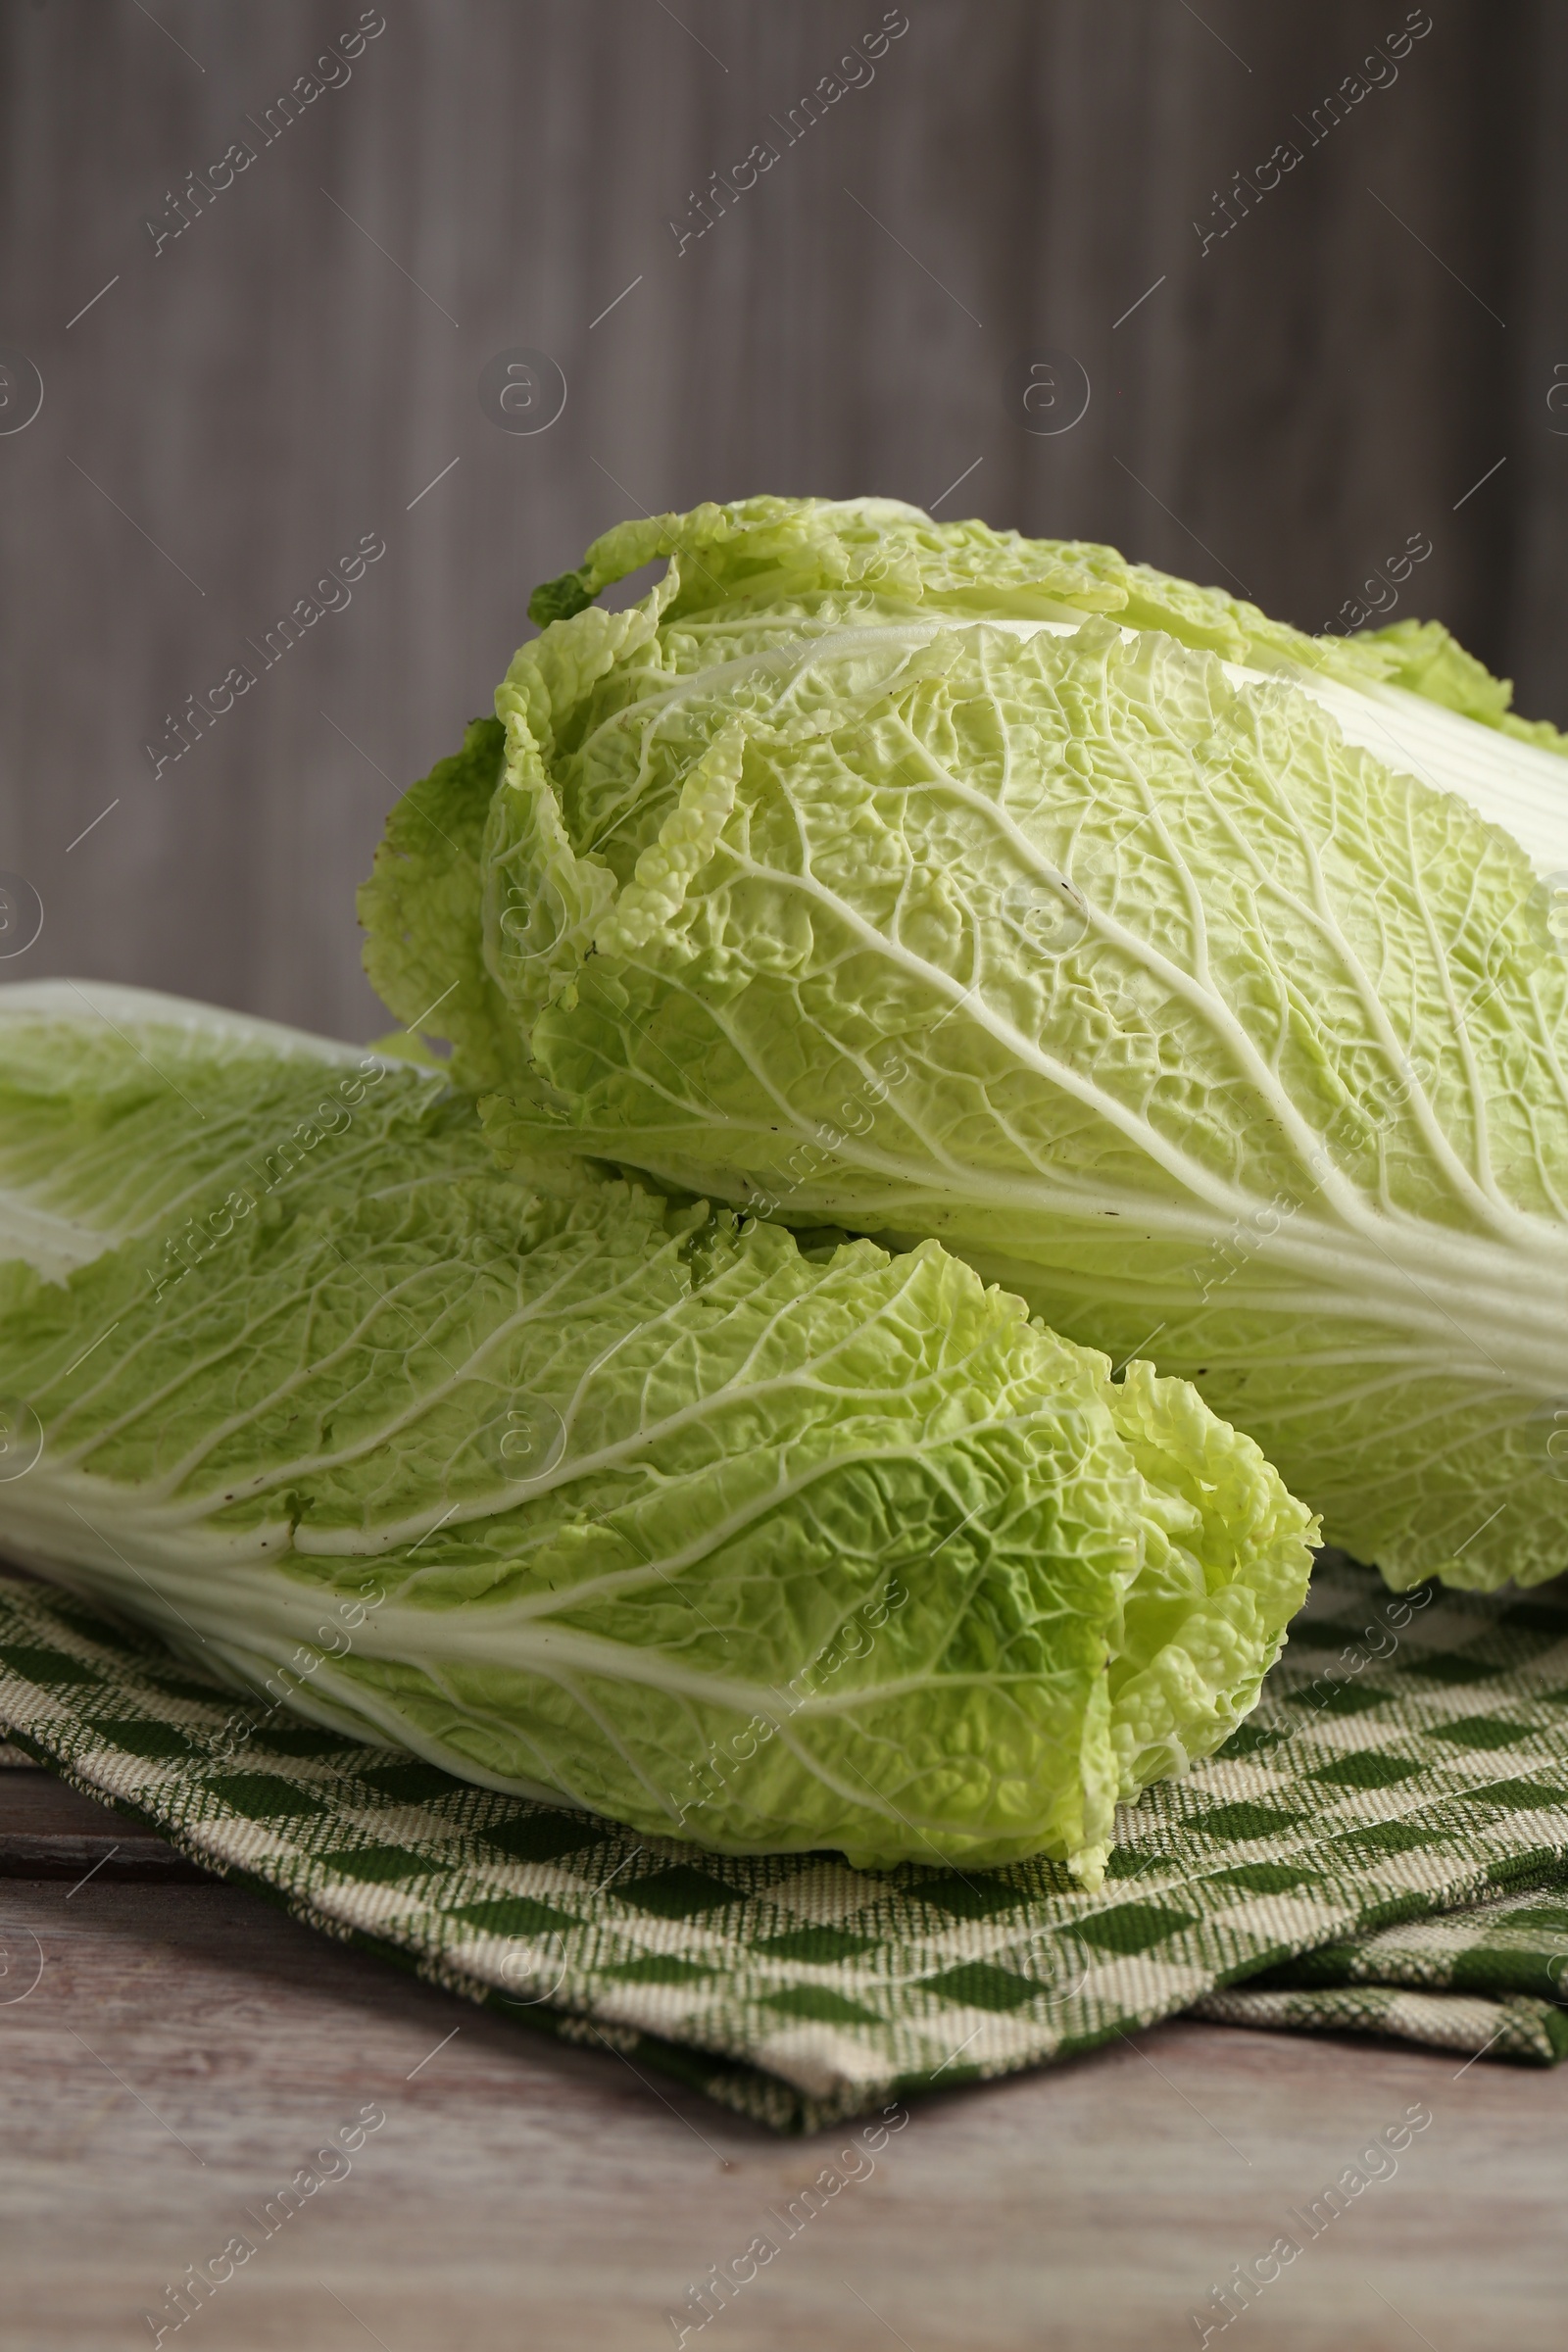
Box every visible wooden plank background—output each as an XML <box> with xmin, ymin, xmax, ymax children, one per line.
<box><xmin>0</xmin><ymin>0</ymin><xmax>1562</xmax><ymax>1042</ymax></box>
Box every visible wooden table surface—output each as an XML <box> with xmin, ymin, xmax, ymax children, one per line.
<box><xmin>3</xmin><ymin>1746</ymin><xmax>1566</xmax><ymax>2352</ymax></box>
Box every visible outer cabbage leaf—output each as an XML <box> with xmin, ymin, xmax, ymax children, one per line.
<box><xmin>0</xmin><ymin>979</ymin><xmax>478</xmax><ymax>1279</ymax></box>
<box><xmin>365</xmin><ymin>502</ymin><xmax>1568</xmax><ymax>1087</ymax></box>
<box><xmin>1351</xmin><ymin>617</ymin><xmax>1568</xmax><ymax>755</ymax></box>
<box><xmin>523</xmin><ymin>493</ymin><xmax>1568</xmax><ymax>755</ymax></box>
<box><xmin>0</xmin><ymin>984</ymin><xmax>1315</xmax><ymax>1880</ymax></box>
<box><xmin>358</xmin><ymin>717</ymin><xmax>535</xmax><ymax>1096</ymax></box>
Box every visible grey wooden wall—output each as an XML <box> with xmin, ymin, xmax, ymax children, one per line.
<box><xmin>1</xmin><ymin>0</ymin><xmax>1562</xmax><ymax>1039</ymax></box>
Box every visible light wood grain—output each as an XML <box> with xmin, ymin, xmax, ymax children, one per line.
<box><xmin>0</xmin><ymin>1766</ymin><xmax>1566</xmax><ymax>2350</ymax></box>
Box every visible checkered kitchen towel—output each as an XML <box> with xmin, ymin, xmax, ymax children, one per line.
<box><xmin>3</xmin><ymin>1551</ymin><xmax>1568</xmax><ymax>2132</ymax></box>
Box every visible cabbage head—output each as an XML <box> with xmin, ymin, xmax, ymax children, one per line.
<box><xmin>0</xmin><ymin>981</ymin><xmax>1315</xmax><ymax>1880</ymax></box>
<box><xmin>361</xmin><ymin>495</ymin><xmax>1568</xmax><ymax>1593</ymax></box>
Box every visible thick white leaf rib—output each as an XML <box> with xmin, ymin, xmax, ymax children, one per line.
<box><xmin>0</xmin><ymin>1513</ymin><xmax>1074</xmax><ymax>1724</ymax></box>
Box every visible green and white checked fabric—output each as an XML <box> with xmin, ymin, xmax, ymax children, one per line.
<box><xmin>1191</xmin><ymin>1883</ymin><xmax>1568</xmax><ymax>2064</ymax></box>
<box><xmin>2</xmin><ymin>1551</ymin><xmax>1567</xmax><ymax>2132</ymax></box>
